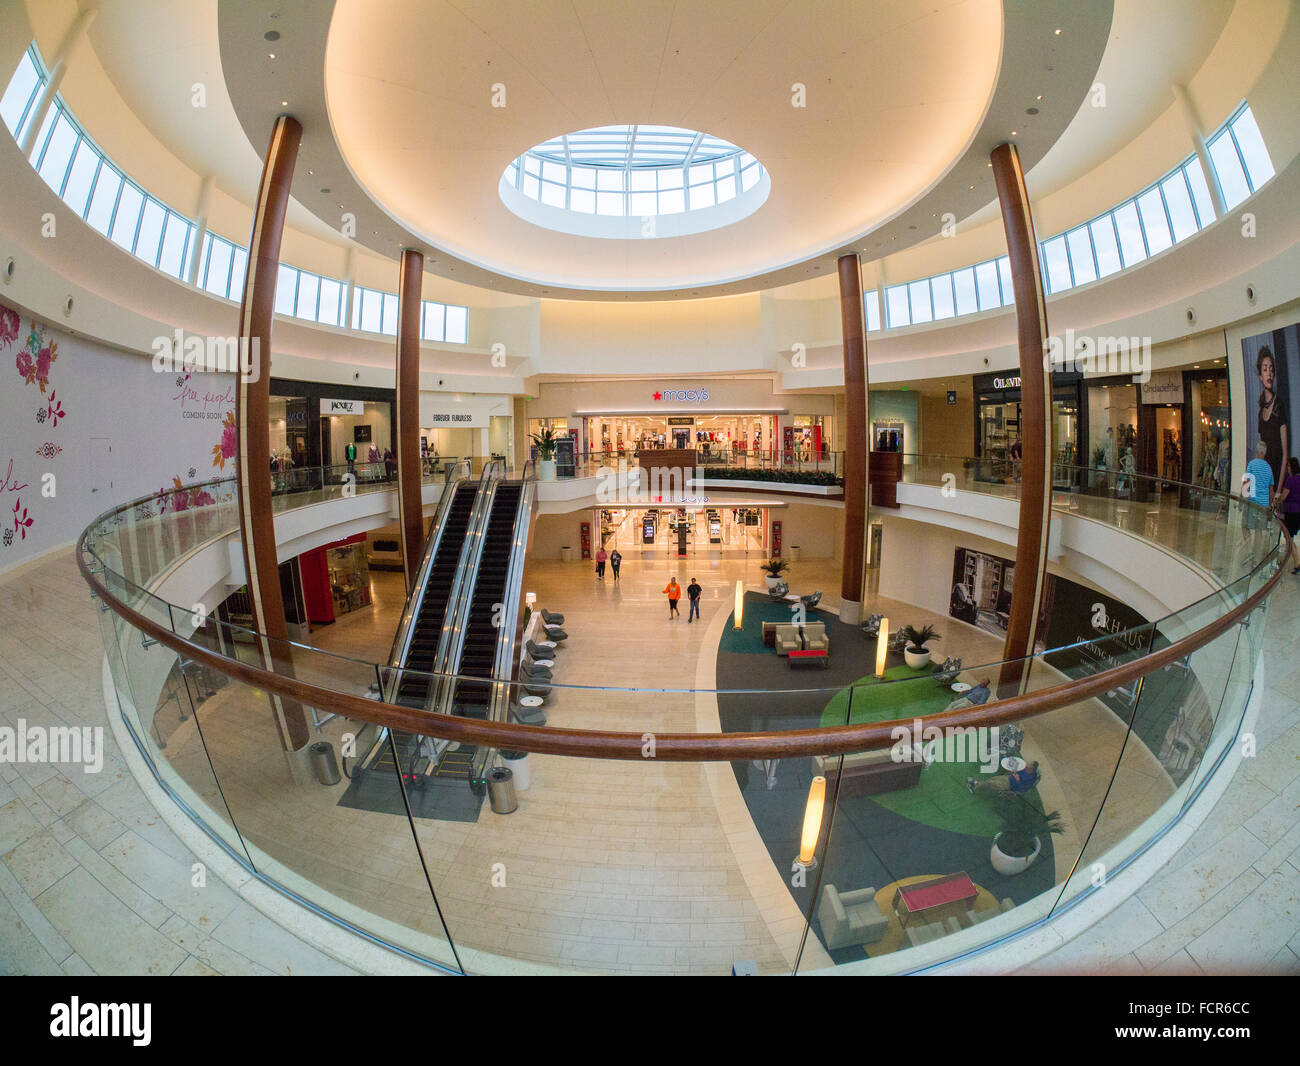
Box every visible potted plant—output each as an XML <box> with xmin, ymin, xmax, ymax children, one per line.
<box><xmin>531</xmin><ymin>427</ymin><xmax>559</xmax><ymax>481</ymax></box>
<box><xmin>988</xmin><ymin>793</ymin><xmax>1063</xmax><ymax>876</ymax></box>
<box><xmin>899</xmin><ymin>623</ymin><xmax>940</xmax><ymax>669</ymax></box>
<box><xmin>760</xmin><ymin>557</ymin><xmax>789</xmax><ymax>590</ymax></box>
<box><xmin>500</xmin><ymin>749</ymin><xmax>531</xmax><ymax>791</ymax></box>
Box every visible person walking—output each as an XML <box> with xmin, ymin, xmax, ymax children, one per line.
<box><xmin>595</xmin><ymin>546</ymin><xmax>607</xmax><ymax>579</ymax></box>
<box><xmin>1274</xmin><ymin>455</ymin><xmax>1300</xmax><ymax>574</ymax></box>
<box><xmin>610</xmin><ymin>549</ymin><xmax>622</xmax><ymax>581</ymax></box>
<box><xmin>663</xmin><ymin>577</ymin><xmax>681</xmax><ymax>619</ymax></box>
<box><xmin>686</xmin><ymin>577</ymin><xmax>703</xmax><ymax>623</ymax></box>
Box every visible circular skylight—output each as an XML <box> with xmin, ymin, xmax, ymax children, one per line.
<box><xmin>500</xmin><ymin>124</ymin><xmax>770</xmax><ymax>239</ymax></box>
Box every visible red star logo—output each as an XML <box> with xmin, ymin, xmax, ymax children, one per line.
<box><xmin>653</xmin><ymin>391</ymin><xmax>662</xmax><ymax>401</ymax></box>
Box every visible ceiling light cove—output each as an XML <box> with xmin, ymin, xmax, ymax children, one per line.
<box><xmin>500</xmin><ymin>125</ymin><xmax>770</xmax><ymax>240</ymax></box>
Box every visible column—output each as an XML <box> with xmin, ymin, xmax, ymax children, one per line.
<box><xmin>234</xmin><ymin>114</ymin><xmax>310</xmax><ymax>755</ymax></box>
<box><xmin>990</xmin><ymin>142</ymin><xmax>1052</xmax><ymax>691</ymax></box>
<box><xmin>18</xmin><ymin>7</ymin><xmax>97</xmax><ymax>158</ymax></box>
<box><xmin>185</xmin><ymin>174</ymin><xmax>217</xmax><ymax>286</ymax></box>
<box><xmin>395</xmin><ymin>248</ymin><xmax>425</xmax><ymax>588</ymax></box>
<box><xmin>837</xmin><ymin>252</ymin><xmax>869</xmax><ymax>625</ymax></box>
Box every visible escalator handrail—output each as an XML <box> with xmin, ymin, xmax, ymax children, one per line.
<box><xmin>430</xmin><ymin>460</ymin><xmax>505</xmax><ymax>715</ymax></box>
<box><xmin>381</xmin><ymin>459</ymin><xmax>473</xmax><ymax>700</ymax></box>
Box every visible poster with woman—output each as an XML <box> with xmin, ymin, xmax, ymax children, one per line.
<box><xmin>1240</xmin><ymin>323</ymin><xmax>1299</xmax><ymax>486</ymax></box>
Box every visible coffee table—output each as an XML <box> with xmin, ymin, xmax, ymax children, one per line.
<box><xmin>892</xmin><ymin>872</ymin><xmax>978</xmax><ymax>929</ymax></box>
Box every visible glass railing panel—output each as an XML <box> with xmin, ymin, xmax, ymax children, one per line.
<box><xmin>185</xmin><ymin>656</ymin><xmax>462</xmax><ymax>972</ymax></box>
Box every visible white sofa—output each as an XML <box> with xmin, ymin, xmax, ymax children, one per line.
<box><xmin>818</xmin><ymin>884</ymin><xmax>890</xmax><ymax>950</ymax></box>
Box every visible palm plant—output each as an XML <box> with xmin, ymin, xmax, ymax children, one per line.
<box><xmin>992</xmin><ymin>792</ymin><xmax>1064</xmax><ymax>858</ymax></box>
<box><xmin>530</xmin><ymin>426</ymin><xmax>559</xmax><ymax>460</ymax></box>
<box><xmin>899</xmin><ymin>623</ymin><xmax>940</xmax><ymax>653</ymax></box>
<box><xmin>760</xmin><ymin>557</ymin><xmax>790</xmax><ymax>578</ymax></box>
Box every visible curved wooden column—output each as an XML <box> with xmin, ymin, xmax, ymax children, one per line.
<box><xmin>838</xmin><ymin>253</ymin><xmax>869</xmax><ymax>624</ymax></box>
<box><xmin>235</xmin><ymin>114</ymin><xmax>309</xmax><ymax>752</ymax></box>
<box><xmin>395</xmin><ymin>249</ymin><xmax>425</xmax><ymax>588</ymax></box>
<box><xmin>991</xmin><ymin>142</ymin><xmax>1052</xmax><ymax>692</ymax></box>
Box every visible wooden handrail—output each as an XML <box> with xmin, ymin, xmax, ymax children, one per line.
<box><xmin>77</xmin><ymin>520</ymin><xmax>1288</xmax><ymax>761</ymax></box>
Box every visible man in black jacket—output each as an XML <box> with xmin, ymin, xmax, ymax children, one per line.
<box><xmin>686</xmin><ymin>578</ymin><xmax>703</xmax><ymax>623</ymax></box>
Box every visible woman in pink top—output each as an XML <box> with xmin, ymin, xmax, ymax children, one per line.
<box><xmin>595</xmin><ymin>546</ymin><xmax>608</xmax><ymax>579</ymax></box>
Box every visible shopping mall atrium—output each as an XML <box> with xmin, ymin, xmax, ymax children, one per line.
<box><xmin>0</xmin><ymin>0</ymin><xmax>1297</xmax><ymax>980</ymax></box>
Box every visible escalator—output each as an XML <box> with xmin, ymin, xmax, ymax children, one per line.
<box><xmin>450</xmin><ymin>482</ymin><xmax>523</xmax><ymax>720</ymax></box>
<box><xmin>391</xmin><ymin>482</ymin><xmax>475</xmax><ymax>709</ymax></box>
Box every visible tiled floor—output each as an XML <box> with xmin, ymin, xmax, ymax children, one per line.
<box><xmin>1</xmin><ymin>547</ymin><xmax>1295</xmax><ymax>974</ymax></box>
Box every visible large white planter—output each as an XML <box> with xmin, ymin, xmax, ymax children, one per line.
<box><xmin>904</xmin><ymin>647</ymin><xmax>932</xmax><ymax>670</ymax></box>
<box><xmin>502</xmin><ymin>753</ymin><xmax>531</xmax><ymax>791</ymax></box>
<box><xmin>537</xmin><ymin>459</ymin><xmax>556</xmax><ymax>481</ymax></box>
<box><xmin>990</xmin><ymin>833</ymin><xmax>1041</xmax><ymax>876</ymax></box>
<box><xmin>764</xmin><ymin>575</ymin><xmax>780</xmax><ymax>589</ymax></box>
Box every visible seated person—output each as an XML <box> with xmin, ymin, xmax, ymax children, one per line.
<box><xmin>967</xmin><ymin>760</ymin><xmax>1040</xmax><ymax>794</ymax></box>
<box><xmin>944</xmin><ymin>678</ymin><xmax>992</xmax><ymax>711</ymax></box>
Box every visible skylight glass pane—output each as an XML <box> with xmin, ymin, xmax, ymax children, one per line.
<box><xmin>690</xmin><ymin>182</ymin><xmax>715</xmax><ymax>209</ymax></box>
<box><xmin>952</xmin><ymin>268</ymin><xmax>977</xmax><ymax>315</ymax></box>
<box><xmin>539</xmin><ymin>180</ymin><xmax>565</xmax><ymax>208</ymax></box>
<box><xmin>203</xmin><ymin>236</ymin><xmax>231</xmax><ymax>295</ymax></box>
<box><xmin>84</xmin><ymin>166</ymin><xmax>118</xmax><ymax>234</ymax></box>
<box><xmin>318</xmin><ymin>277</ymin><xmax>341</xmax><ymax>326</ymax></box>
<box><xmin>1112</xmin><ymin>201</ymin><xmax>1146</xmax><ymax>266</ymax></box>
<box><xmin>522</xmin><ymin>174</ymin><xmax>539</xmax><ymax>199</ymax></box>
<box><xmin>445</xmin><ymin>305</ymin><xmax>468</xmax><ymax>344</ymax></box>
<box><xmin>26</xmin><ymin>105</ymin><xmax>54</xmax><ymax>165</ymax></box>
<box><xmin>109</xmin><ymin>182</ymin><xmax>143</xmax><ymax>250</ymax></box>
<box><xmin>523</xmin><ymin>155</ymin><xmax>540</xmax><ymax>176</ymax></box>
<box><xmin>229</xmin><ymin>246</ymin><xmax>248</xmax><ymax>299</ymax></box>
<box><xmin>1208</xmin><ymin>131</ymin><xmax>1250</xmax><ymax>209</ymax></box>
<box><xmin>596</xmin><ymin>169</ymin><xmax>624</xmax><ymax>192</ymax></box>
<box><xmin>1184</xmin><ymin>160</ymin><xmax>1215</xmax><ymax>226</ymax></box>
<box><xmin>1041</xmin><ymin>237</ymin><xmax>1071</xmax><ymax>293</ymax></box>
<box><xmin>158</xmin><ymin>212</ymin><xmax>189</xmax><ymax>277</ymax></box>
<box><xmin>596</xmin><ymin>190</ymin><xmax>624</xmax><ymax>215</ymax></box>
<box><xmin>931</xmin><ymin>274</ymin><xmax>955</xmax><ymax>319</ymax></box>
<box><xmin>1136</xmin><ymin>188</ymin><xmax>1172</xmax><ymax>255</ymax></box>
<box><xmin>1090</xmin><ymin>216</ymin><xmax>1121</xmax><ymax>276</ymax></box>
<box><xmin>996</xmin><ymin>256</ymin><xmax>1014</xmax><ymax>304</ymax></box>
<box><xmin>274</xmin><ymin>264</ymin><xmax>297</xmax><ymax>316</ymax></box>
<box><xmin>907</xmin><ymin>280</ymin><xmax>932</xmax><ymax>323</ymax></box>
<box><xmin>541</xmin><ymin>160</ymin><xmax>566</xmax><ymax>184</ymax></box>
<box><xmin>61</xmin><ymin>139</ymin><xmax>98</xmax><ymax>216</ymax></box>
<box><xmin>422</xmin><ymin>301</ymin><xmax>445</xmax><ymax>341</ymax></box>
<box><xmin>629</xmin><ymin>190</ymin><xmax>655</xmax><ymax>215</ymax></box>
<box><xmin>715</xmin><ymin>175</ymin><xmax>736</xmax><ymax>203</ymax></box>
<box><xmin>688</xmin><ymin>163</ymin><xmax>713</xmax><ymax>185</ymax></box>
<box><xmin>864</xmin><ymin>289</ymin><xmax>881</xmax><ymax>332</ymax></box>
<box><xmin>381</xmin><ymin>293</ymin><xmax>398</xmax><ymax>335</ymax></box>
<box><xmin>1161</xmin><ymin>172</ymin><xmax>1198</xmax><ymax>242</ymax></box>
<box><xmin>570</xmin><ymin>187</ymin><xmax>595</xmax><ymax>213</ymax></box>
<box><xmin>1065</xmin><ymin>227</ymin><xmax>1096</xmax><ymax>284</ymax></box>
<box><xmin>0</xmin><ymin>52</ymin><xmax>40</xmax><ymax>137</ymax></box>
<box><xmin>295</xmin><ymin>271</ymin><xmax>320</xmax><ymax>320</ymax></box>
<box><xmin>885</xmin><ymin>285</ymin><xmax>910</xmax><ymax>327</ymax></box>
<box><xmin>135</xmin><ymin>198</ymin><xmax>166</xmax><ymax>264</ymax></box>
<box><xmin>658</xmin><ymin>188</ymin><xmax>684</xmax><ymax>214</ymax></box>
<box><xmin>657</xmin><ymin>168</ymin><xmax>683</xmax><ymax>190</ymax></box>
<box><xmin>570</xmin><ymin>166</ymin><xmax>595</xmax><ymax>189</ymax></box>
<box><xmin>37</xmin><ymin>112</ymin><xmax>77</xmax><ymax>192</ymax></box>
<box><xmin>715</xmin><ymin>157</ymin><xmax>735</xmax><ymax>177</ymax></box>
<box><xmin>974</xmin><ymin>260</ymin><xmax>1002</xmax><ymax>307</ymax></box>
<box><xmin>1230</xmin><ymin>106</ymin><xmax>1273</xmax><ymax>189</ymax></box>
<box><xmin>629</xmin><ymin>170</ymin><xmax>656</xmax><ymax>192</ymax></box>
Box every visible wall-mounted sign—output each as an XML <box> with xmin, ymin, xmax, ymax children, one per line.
<box><xmin>653</xmin><ymin>388</ymin><xmax>710</xmax><ymax>404</ymax></box>
<box><xmin>321</xmin><ymin>398</ymin><xmax>363</xmax><ymax>416</ymax></box>
<box><xmin>947</xmin><ymin>390</ymin><xmax>958</xmax><ymax>406</ymax></box>
<box><xmin>1141</xmin><ymin>370</ymin><xmax>1184</xmax><ymax>405</ymax></box>
<box><xmin>426</xmin><ymin>412</ymin><xmax>475</xmax><ymax>423</ymax></box>
<box><xmin>991</xmin><ymin>376</ymin><xmax>1022</xmax><ymax>390</ymax></box>
<box><xmin>667</xmin><ymin>417</ymin><xmax>695</xmax><ymax>426</ymax></box>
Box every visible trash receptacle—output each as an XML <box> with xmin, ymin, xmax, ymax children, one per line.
<box><xmin>310</xmin><ymin>741</ymin><xmax>340</xmax><ymax>786</ymax></box>
<box><xmin>487</xmin><ymin>766</ymin><xmax>517</xmax><ymax>814</ymax></box>
<box><xmin>560</xmin><ymin>545</ymin><xmax>574</xmax><ymax>562</ymax></box>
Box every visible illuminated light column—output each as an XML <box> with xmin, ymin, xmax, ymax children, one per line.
<box><xmin>991</xmin><ymin>142</ymin><xmax>1052</xmax><ymax>692</ymax></box>
<box><xmin>396</xmin><ymin>248</ymin><xmax>425</xmax><ymax>588</ymax></box>
<box><xmin>235</xmin><ymin>114</ymin><xmax>310</xmax><ymax>755</ymax></box>
<box><xmin>837</xmin><ymin>252</ymin><xmax>870</xmax><ymax>625</ymax></box>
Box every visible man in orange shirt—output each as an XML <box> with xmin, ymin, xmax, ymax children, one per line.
<box><xmin>663</xmin><ymin>577</ymin><xmax>681</xmax><ymax>619</ymax></box>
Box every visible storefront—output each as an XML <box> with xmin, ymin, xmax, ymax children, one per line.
<box><xmin>421</xmin><ymin>395</ymin><xmax>514</xmax><ymax>473</ymax></box>
<box><xmin>558</xmin><ymin>412</ymin><xmax>782</xmax><ymax>462</ymax></box>
<box><xmin>595</xmin><ymin>503</ymin><xmax>771</xmax><ymax>557</ymax></box>
<box><xmin>268</xmin><ymin>379</ymin><xmax>396</xmax><ymax>485</ymax></box>
<box><xmin>973</xmin><ymin>370</ymin><xmax>1083</xmax><ymax>486</ymax></box>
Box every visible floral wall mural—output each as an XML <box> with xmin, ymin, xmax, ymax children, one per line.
<box><xmin>0</xmin><ymin>297</ymin><xmax>236</xmax><ymax>569</ymax></box>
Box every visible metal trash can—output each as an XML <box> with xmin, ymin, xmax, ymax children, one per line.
<box><xmin>310</xmin><ymin>741</ymin><xmax>340</xmax><ymax>786</ymax></box>
<box><xmin>487</xmin><ymin>766</ymin><xmax>518</xmax><ymax>814</ymax></box>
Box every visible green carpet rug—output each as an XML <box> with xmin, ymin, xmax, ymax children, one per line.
<box><xmin>819</xmin><ymin>668</ymin><xmax>1043</xmax><ymax>837</ymax></box>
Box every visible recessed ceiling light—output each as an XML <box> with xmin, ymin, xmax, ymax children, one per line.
<box><xmin>268</xmin><ymin>52</ymin><xmax>276</xmax><ymax>59</ymax></box>
<box><xmin>1011</xmin><ymin>131</ymin><xmax>1018</xmax><ymax>136</ymax></box>
<box><xmin>1036</xmin><ymin>95</ymin><xmax>1043</xmax><ymax>101</ymax></box>
<box><xmin>1054</xmin><ymin>28</ymin><xmax>1061</xmax><ymax>35</ymax></box>
<box><xmin>281</xmin><ymin>100</ymin><xmax>288</xmax><ymax>107</ymax></box>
